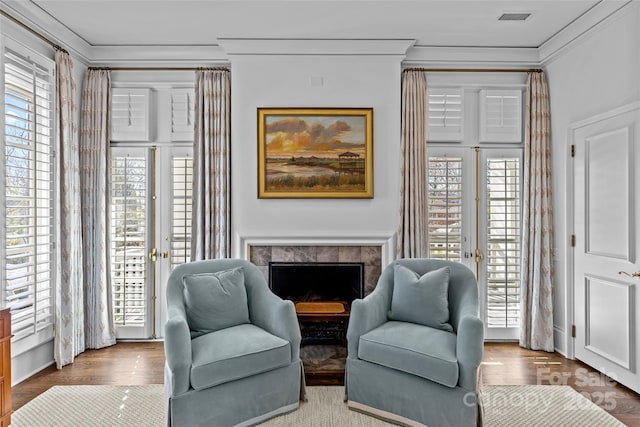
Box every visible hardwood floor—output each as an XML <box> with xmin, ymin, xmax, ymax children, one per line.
<box><xmin>12</xmin><ymin>341</ymin><xmax>640</xmax><ymax>425</ymax></box>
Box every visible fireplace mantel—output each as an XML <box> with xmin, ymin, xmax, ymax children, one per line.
<box><xmin>234</xmin><ymin>233</ymin><xmax>396</xmax><ymax>267</ymax></box>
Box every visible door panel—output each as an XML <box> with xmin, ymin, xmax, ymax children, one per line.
<box><xmin>111</xmin><ymin>148</ymin><xmax>151</xmax><ymax>339</ymax></box>
<box><xmin>155</xmin><ymin>147</ymin><xmax>193</xmax><ymax>339</ymax></box>
<box><xmin>573</xmin><ymin>104</ymin><xmax>640</xmax><ymax>393</ymax></box>
<box><xmin>584</xmin><ymin>276</ymin><xmax>633</xmax><ymax>369</ymax></box>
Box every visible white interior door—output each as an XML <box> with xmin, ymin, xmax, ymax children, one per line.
<box><xmin>573</xmin><ymin>103</ymin><xmax>640</xmax><ymax>393</ymax></box>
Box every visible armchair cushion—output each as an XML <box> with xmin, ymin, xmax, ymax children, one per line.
<box><xmin>388</xmin><ymin>264</ymin><xmax>453</xmax><ymax>332</ymax></box>
<box><xmin>190</xmin><ymin>324</ymin><xmax>291</xmax><ymax>391</ymax></box>
<box><xmin>358</xmin><ymin>321</ymin><xmax>459</xmax><ymax>388</ymax></box>
<box><xmin>183</xmin><ymin>267</ymin><xmax>250</xmax><ymax>336</ymax></box>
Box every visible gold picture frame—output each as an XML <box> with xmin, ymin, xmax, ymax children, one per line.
<box><xmin>257</xmin><ymin>108</ymin><xmax>373</xmax><ymax>198</ymax></box>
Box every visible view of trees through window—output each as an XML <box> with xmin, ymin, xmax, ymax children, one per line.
<box><xmin>3</xmin><ymin>48</ymin><xmax>54</xmax><ymax>341</ymax></box>
<box><xmin>111</xmin><ymin>156</ymin><xmax>147</xmax><ymax>327</ymax></box>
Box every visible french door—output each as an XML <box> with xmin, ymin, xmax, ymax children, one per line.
<box><xmin>428</xmin><ymin>146</ymin><xmax>522</xmax><ymax>339</ymax></box>
<box><xmin>110</xmin><ymin>145</ymin><xmax>192</xmax><ymax>339</ymax></box>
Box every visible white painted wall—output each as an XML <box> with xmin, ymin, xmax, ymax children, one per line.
<box><xmin>230</xmin><ymin>55</ymin><xmax>402</xmax><ymax>251</ymax></box>
<box><xmin>545</xmin><ymin>3</ymin><xmax>640</xmax><ymax>355</ymax></box>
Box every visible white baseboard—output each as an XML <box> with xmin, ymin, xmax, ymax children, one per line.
<box><xmin>554</xmin><ymin>326</ymin><xmax>567</xmax><ymax>357</ymax></box>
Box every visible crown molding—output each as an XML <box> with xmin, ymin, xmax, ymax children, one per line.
<box><xmin>538</xmin><ymin>0</ymin><xmax>633</xmax><ymax>65</ymax></box>
<box><xmin>1</xmin><ymin>0</ymin><xmax>92</xmax><ymax>63</ymax></box>
<box><xmin>217</xmin><ymin>38</ymin><xmax>415</xmax><ymax>56</ymax></box>
<box><xmin>404</xmin><ymin>46</ymin><xmax>540</xmax><ymax>68</ymax></box>
<box><xmin>90</xmin><ymin>45</ymin><xmax>228</xmax><ymax>67</ymax></box>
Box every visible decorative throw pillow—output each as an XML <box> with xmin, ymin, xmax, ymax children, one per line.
<box><xmin>388</xmin><ymin>264</ymin><xmax>453</xmax><ymax>332</ymax></box>
<box><xmin>182</xmin><ymin>267</ymin><xmax>250</xmax><ymax>335</ymax></box>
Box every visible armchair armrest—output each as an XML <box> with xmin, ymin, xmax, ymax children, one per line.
<box><xmin>164</xmin><ymin>306</ymin><xmax>192</xmax><ymax>396</ymax></box>
<box><xmin>346</xmin><ymin>290</ymin><xmax>390</xmax><ymax>358</ymax></box>
<box><xmin>250</xmin><ymin>291</ymin><xmax>301</xmax><ymax>362</ymax></box>
<box><xmin>456</xmin><ymin>314</ymin><xmax>484</xmax><ymax>391</ymax></box>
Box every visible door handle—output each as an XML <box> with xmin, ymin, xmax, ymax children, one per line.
<box><xmin>618</xmin><ymin>271</ymin><xmax>640</xmax><ymax>279</ymax></box>
<box><xmin>149</xmin><ymin>248</ymin><xmax>157</xmax><ymax>262</ymax></box>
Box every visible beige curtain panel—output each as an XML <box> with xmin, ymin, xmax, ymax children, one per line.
<box><xmin>520</xmin><ymin>71</ymin><xmax>555</xmax><ymax>352</ymax></box>
<box><xmin>397</xmin><ymin>70</ymin><xmax>429</xmax><ymax>259</ymax></box>
<box><xmin>192</xmin><ymin>69</ymin><xmax>231</xmax><ymax>260</ymax></box>
<box><xmin>79</xmin><ymin>69</ymin><xmax>116</xmax><ymax>350</ymax></box>
<box><xmin>54</xmin><ymin>49</ymin><xmax>85</xmax><ymax>368</ymax></box>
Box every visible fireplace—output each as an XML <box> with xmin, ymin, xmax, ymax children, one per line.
<box><xmin>269</xmin><ymin>262</ymin><xmax>364</xmax><ymax>344</ymax></box>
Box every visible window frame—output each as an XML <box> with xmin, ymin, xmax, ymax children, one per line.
<box><xmin>1</xmin><ymin>35</ymin><xmax>56</xmax><ymax>356</ymax></box>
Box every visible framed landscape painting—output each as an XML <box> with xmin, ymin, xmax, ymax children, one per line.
<box><xmin>257</xmin><ymin>108</ymin><xmax>373</xmax><ymax>198</ymax></box>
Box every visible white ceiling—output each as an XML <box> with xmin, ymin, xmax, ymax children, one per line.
<box><xmin>27</xmin><ymin>0</ymin><xmax>605</xmax><ymax>49</ymax></box>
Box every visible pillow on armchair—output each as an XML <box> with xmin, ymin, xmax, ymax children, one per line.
<box><xmin>183</xmin><ymin>267</ymin><xmax>250</xmax><ymax>336</ymax></box>
<box><xmin>388</xmin><ymin>264</ymin><xmax>453</xmax><ymax>332</ymax></box>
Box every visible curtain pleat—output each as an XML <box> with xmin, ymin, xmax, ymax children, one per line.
<box><xmin>54</xmin><ymin>49</ymin><xmax>85</xmax><ymax>368</ymax></box>
<box><xmin>192</xmin><ymin>69</ymin><xmax>231</xmax><ymax>260</ymax></box>
<box><xmin>397</xmin><ymin>70</ymin><xmax>428</xmax><ymax>258</ymax></box>
<box><xmin>520</xmin><ymin>71</ymin><xmax>555</xmax><ymax>352</ymax></box>
<box><xmin>80</xmin><ymin>69</ymin><xmax>116</xmax><ymax>349</ymax></box>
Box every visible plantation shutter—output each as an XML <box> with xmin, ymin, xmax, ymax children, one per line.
<box><xmin>111</xmin><ymin>88</ymin><xmax>151</xmax><ymax>141</ymax></box>
<box><xmin>171</xmin><ymin>89</ymin><xmax>194</xmax><ymax>141</ymax></box>
<box><xmin>111</xmin><ymin>153</ymin><xmax>148</xmax><ymax>326</ymax></box>
<box><xmin>486</xmin><ymin>157</ymin><xmax>521</xmax><ymax>328</ymax></box>
<box><xmin>2</xmin><ymin>44</ymin><xmax>55</xmax><ymax>341</ymax></box>
<box><xmin>428</xmin><ymin>156</ymin><xmax>463</xmax><ymax>262</ymax></box>
<box><xmin>170</xmin><ymin>155</ymin><xmax>192</xmax><ymax>268</ymax></box>
<box><xmin>427</xmin><ymin>87</ymin><xmax>463</xmax><ymax>142</ymax></box>
<box><xmin>479</xmin><ymin>90</ymin><xmax>522</xmax><ymax>143</ymax></box>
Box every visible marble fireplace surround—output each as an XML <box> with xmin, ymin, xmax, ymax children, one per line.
<box><xmin>237</xmin><ymin>235</ymin><xmax>395</xmax><ymax>297</ymax></box>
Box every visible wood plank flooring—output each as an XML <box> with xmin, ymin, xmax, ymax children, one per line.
<box><xmin>12</xmin><ymin>342</ymin><xmax>640</xmax><ymax>425</ymax></box>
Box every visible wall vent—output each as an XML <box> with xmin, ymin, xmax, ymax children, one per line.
<box><xmin>498</xmin><ymin>13</ymin><xmax>531</xmax><ymax>21</ymax></box>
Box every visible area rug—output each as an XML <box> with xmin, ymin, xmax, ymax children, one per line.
<box><xmin>12</xmin><ymin>384</ymin><xmax>624</xmax><ymax>426</ymax></box>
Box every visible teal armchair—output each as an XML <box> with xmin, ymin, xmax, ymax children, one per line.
<box><xmin>345</xmin><ymin>259</ymin><xmax>484</xmax><ymax>427</ymax></box>
<box><xmin>164</xmin><ymin>259</ymin><xmax>303</xmax><ymax>427</ymax></box>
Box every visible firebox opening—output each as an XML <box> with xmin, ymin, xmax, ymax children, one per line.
<box><xmin>269</xmin><ymin>262</ymin><xmax>364</xmax><ymax>346</ymax></box>
<box><xmin>268</xmin><ymin>262</ymin><xmax>364</xmax><ymax>303</ymax></box>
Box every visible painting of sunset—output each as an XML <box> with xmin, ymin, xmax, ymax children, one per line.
<box><xmin>257</xmin><ymin>108</ymin><xmax>373</xmax><ymax>198</ymax></box>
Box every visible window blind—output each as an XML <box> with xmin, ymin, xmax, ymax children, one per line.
<box><xmin>2</xmin><ymin>45</ymin><xmax>55</xmax><ymax>341</ymax></box>
<box><xmin>170</xmin><ymin>89</ymin><xmax>194</xmax><ymax>141</ymax></box>
<box><xmin>111</xmin><ymin>155</ymin><xmax>147</xmax><ymax>326</ymax></box>
<box><xmin>111</xmin><ymin>88</ymin><xmax>151</xmax><ymax>141</ymax></box>
<box><xmin>428</xmin><ymin>157</ymin><xmax>463</xmax><ymax>262</ymax></box>
<box><xmin>479</xmin><ymin>90</ymin><xmax>522</xmax><ymax>143</ymax></box>
<box><xmin>427</xmin><ymin>88</ymin><xmax>463</xmax><ymax>142</ymax></box>
<box><xmin>171</xmin><ymin>156</ymin><xmax>192</xmax><ymax>268</ymax></box>
<box><xmin>486</xmin><ymin>157</ymin><xmax>521</xmax><ymax>328</ymax></box>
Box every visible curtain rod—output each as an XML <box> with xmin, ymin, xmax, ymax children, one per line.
<box><xmin>89</xmin><ymin>66</ymin><xmax>229</xmax><ymax>71</ymax></box>
<box><xmin>0</xmin><ymin>10</ymin><xmax>67</xmax><ymax>53</ymax></box>
<box><xmin>404</xmin><ymin>67</ymin><xmax>542</xmax><ymax>73</ymax></box>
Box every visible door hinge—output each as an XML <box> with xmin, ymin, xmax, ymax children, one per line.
<box><xmin>571</xmin><ymin>234</ymin><xmax>576</xmax><ymax>247</ymax></box>
<box><xmin>571</xmin><ymin>324</ymin><xmax>576</xmax><ymax>338</ymax></box>
<box><xmin>571</xmin><ymin>144</ymin><xmax>575</xmax><ymax>157</ymax></box>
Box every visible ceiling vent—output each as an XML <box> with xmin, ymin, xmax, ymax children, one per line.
<box><xmin>498</xmin><ymin>12</ymin><xmax>531</xmax><ymax>21</ymax></box>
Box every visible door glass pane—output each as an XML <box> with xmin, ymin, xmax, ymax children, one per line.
<box><xmin>428</xmin><ymin>157</ymin><xmax>463</xmax><ymax>262</ymax></box>
<box><xmin>486</xmin><ymin>158</ymin><xmax>521</xmax><ymax>328</ymax></box>
<box><xmin>111</xmin><ymin>156</ymin><xmax>147</xmax><ymax>327</ymax></box>
<box><xmin>171</xmin><ymin>156</ymin><xmax>192</xmax><ymax>268</ymax></box>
